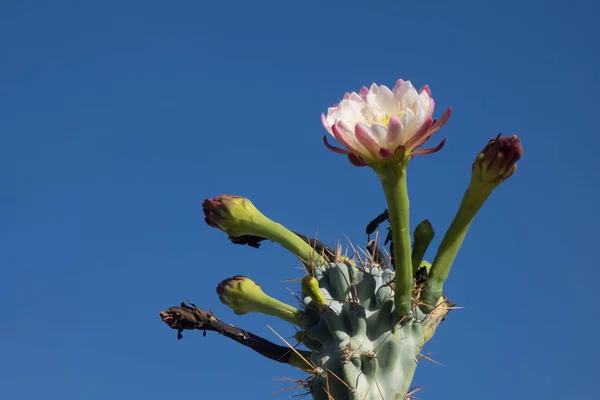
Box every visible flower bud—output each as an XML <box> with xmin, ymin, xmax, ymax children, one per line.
<box><xmin>412</xmin><ymin>220</ymin><xmax>435</xmax><ymax>274</ymax></box>
<box><xmin>301</xmin><ymin>275</ymin><xmax>328</xmax><ymax>310</ymax></box>
<box><xmin>202</xmin><ymin>195</ymin><xmax>264</xmax><ymax>238</ymax></box>
<box><xmin>472</xmin><ymin>134</ymin><xmax>523</xmax><ymax>184</ymax></box>
<box><xmin>217</xmin><ymin>276</ymin><xmax>302</xmax><ymax>325</ymax></box>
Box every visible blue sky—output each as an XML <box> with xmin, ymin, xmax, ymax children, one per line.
<box><xmin>1</xmin><ymin>0</ymin><xmax>599</xmax><ymax>399</ymax></box>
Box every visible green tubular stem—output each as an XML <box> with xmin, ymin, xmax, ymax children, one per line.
<box><xmin>250</xmin><ymin>216</ymin><xmax>328</xmax><ymax>270</ymax></box>
<box><xmin>419</xmin><ymin>179</ymin><xmax>493</xmax><ymax>310</ymax></box>
<box><xmin>374</xmin><ymin>164</ymin><xmax>413</xmax><ymax>318</ymax></box>
<box><xmin>252</xmin><ymin>295</ymin><xmax>304</xmax><ymax>326</ymax></box>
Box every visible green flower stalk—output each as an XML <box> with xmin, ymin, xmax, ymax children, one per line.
<box><xmin>372</xmin><ymin>162</ymin><xmax>414</xmax><ymax>318</ymax></box>
<box><xmin>202</xmin><ymin>194</ymin><xmax>327</xmax><ymax>269</ymax></box>
<box><xmin>217</xmin><ymin>276</ymin><xmax>303</xmax><ymax>326</ymax></box>
<box><xmin>420</xmin><ymin>135</ymin><xmax>523</xmax><ymax>309</ymax></box>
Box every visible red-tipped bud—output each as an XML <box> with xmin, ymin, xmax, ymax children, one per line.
<box><xmin>202</xmin><ymin>194</ymin><xmax>263</xmax><ymax>237</ymax></box>
<box><xmin>472</xmin><ymin>134</ymin><xmax>523</xmax><ymax>184</ymax></box>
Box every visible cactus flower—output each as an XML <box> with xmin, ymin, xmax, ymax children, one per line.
<box><xmin>472</xmin><ymin>134</ymin><xmax>523</xmax><ymax>184</ymax></box>
<box><xmin>217</xmin><ymin>276</ymin><xmax>303</xmax><ymax>325</ymax></box>
<box><xmin>321</xmin><ymin>79</ymin><xmax>452</xmax><ymax>166</ymax></box>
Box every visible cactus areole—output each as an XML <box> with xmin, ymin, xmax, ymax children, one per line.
<box><xmin>159</xmin><ymin>78</ymin><xmax>523</xmax><ymax>399</ymax></box>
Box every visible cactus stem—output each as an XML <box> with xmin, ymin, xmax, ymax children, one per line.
<box><xmin>251</xmin><ymin>216</ymin><xmax>328</xmax><ymax>271</ymax></box>
<box><xmin>373</xmin><ymin>163</ymin><xmax>413</xmax><ymax>318</ymax></box>
<box><xmin>419</xmin><ymin>179</ymin><xmax>493</xmax><ymax>310</ymax></box>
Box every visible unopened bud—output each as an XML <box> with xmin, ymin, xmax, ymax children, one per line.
<box><xmin>217</xmin><ymin>276</ymin><xmax>302</xmax><ymax>325</ymax></box>
<box><xmin>202</xmin><ymin>195</ymin><xmax>264</xmax><ymax>237</ymax></box>
<box><xmin>472</xmin><ymin>134</ymin><xmax>523</xmax><ymax>184</ymax></box>
<box><xmin>301</xmin><ymin>276</ymin><xmax>328</xmax><ymax>310</ymax></box>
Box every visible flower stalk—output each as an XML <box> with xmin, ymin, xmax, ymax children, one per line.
<box><xmin>373</xmin><ymin>163</ymin><xmax>413</xmax><ymax>317</ymax></box>
<box><xmin>418</xmin><ymin>179</ymin><xmax>493</xmax><ymax>309</ymax></box>
<box><xmin>420</xmin><ymin>135</ymin><xmax>523</xmax><ymax>310</ymax></box>
<box><xmin>203</xmin><ymin>195</ymin><xmax>327</xmax><ymax>270</ymax></box>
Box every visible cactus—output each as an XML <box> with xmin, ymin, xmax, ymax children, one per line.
<box><xmin>158</xmin><ymin>80</ymin><xmax>523</xmax><ymax>399</ymax></box>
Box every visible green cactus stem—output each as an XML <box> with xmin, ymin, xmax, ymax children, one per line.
<box><xmin>418</xmin><ymin>180</ymin><xmax>492</xmax><ymax>310</ymax></box>
<box><xmin>254</xmin><ymin>217</ymin><xmax>329</xmax><ymax>269</ymax></box>
<box><xmin>420</xmin><ymin>135</ymin><xmax>523</xmax><ymax>310</ymax></box>
<box><xmin>372</xmin><ymin>163</ymin><xmax>413</xmax><ymax>318</ymax></box>
<box><xmin>217</xmin><ymin>276</ymin><xmax>304</xmax><ymax>326</ymax></box>
<box><xmin>411</xmin><ymin>219</ymin><xmax>435</xmax><ymax>274</ymax></box>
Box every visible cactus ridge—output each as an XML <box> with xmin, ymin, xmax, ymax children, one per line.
<box><xmin>300</xmin><ymin>260</ymin><xmax>430</xmax><ymax>400</ymax></box>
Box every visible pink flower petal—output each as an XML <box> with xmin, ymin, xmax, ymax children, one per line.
<box><xmin>392</xmin><ymin>79</ymin><xmax>406</xmax><ymax>92</ymax></box>
<box><xmin>386</xmin><ymin>116</ymin><xmax>404</xmax><ymax>146</ymax></box>
<box><xmin>348</xmin><ymin>153</ymin><xmax>368</xmax><ymax>167</ymax></box>
<box><xmin>411</xmin><ymin>138</ymin><xmax>447</xmax><ymax>155</ymax></box>
<box><xmin>429</xmin><ymin>107</ymin><xmax>452</xmax><ymax>134</ymax></box>
<box><xmin>321</xmin><ymin>113</ymin><xmax>333</xmax><ymax>134</ymax></box>
<box><xmin>355</xmin><ymin>123</ymin><xmax>381</xmax><ymax>158</ymax></box>
<box><xmin>404</xmin><ymin>117</ymin><xmax>434</xmax><ymax>150</ymax></box>
<box><xmin>378</xmin><ymin>147</ymin><xmax>394</xmax><ymax>159</ymax></box>
<box><xmin>332</xmin><ymin>122</ymin><xmax>358</xmax><ymax>154</ymax></box>
<box><xmin>419</xmin><ymin>84</ymin><xmax>431</xmax><ymax>96</ymax></box>
<box><xmin>428</xmin><ymin>98</ymin><xmax>435</xmax><ymax>118</ymax></box>
<box><xmin>359</xmin><ymin>86</ymin><xmax>369</xmax><ymax>100</ymax></box>
<box><xmin>322</xmin><ymin>135</ymin><xmax>350</xmax><ymax>155</ymax></box>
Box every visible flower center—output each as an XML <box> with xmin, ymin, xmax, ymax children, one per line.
<box><xmin>380</xmin><ymin>111</ymin><xmax>392</xmax><ymax>127</ymax></box>
<box><xmin>362</xmin><ymin>107</ymin><xmax>394</xmax><ymax>127</ymax></box>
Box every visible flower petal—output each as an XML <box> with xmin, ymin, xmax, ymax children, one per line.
<box><xmin>386</xmin><ymin>116</ymin><xmax>404</xmax><ymax>147</ymax></box>
<box><xmin>398</xmin><ymin>108</ymin><xmax>416</xmax><ymax>143</ymax></box>
<box><xmin>321</xmin><ymin>113</ymin><xmax>334</xmax><ymax>134</ymax></box>
<box><xmin>404</xmin><ymin>117</ymin><xmax>434</xmax><ymax>150</ymax></box>
<box><xmin>392</xmin><ymin>79</ymin><xmax>406</xmax><ymax>92</ymax></box>
<box><xmin>370</xmin><ymin>123</ymin><xmax>388</xmax><ymax>147</ymax></box>
<box><xmin>348</xmin><ymin>153</ymin><xmax>369</xmax><ymax>167</ymax></box>
<box><xmin>429</xmin><ymin>107</ymin><xmax>452</xmax><ymax>134</ymax></box>
<box><xmin>394</xmin><ymin>81</ymin><xmax>419</xmax><ymax>106</ymax></box>
<box><xmin>355</xmin><ymin>123</ymin><xmax>381</xmax><ymax>157</ymax></box>
<box><xmin>411</xmin><ymin>138</ymin><xmax>446</xmax><ymax>155</ymax></box>
<box><xmin>374</xmin><ymin>85</ymin><xmax>395</xmax><ymax>113</ymax></box>
<box><xmin>332</xmin><ymin>122</ymin><xmax>360</xmax><ymax>154</ymax></box>
<box><xmin>358</xmin><ymin>86</ymin><xmax>369</xmax><ymax>100</ymax></box>
<box><xmin>378</xmin><ymin>147</ymin><xmax>394</xmax><ymax>159</ymax></box>
<box><xmin>322</xmin><ymin>135</ymin><xmax>350</xmax><ymax>155</ymax></box>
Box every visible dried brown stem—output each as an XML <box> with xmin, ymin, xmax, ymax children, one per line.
<box><xmin>159</xmin><ymin>301</ymin><xmax>312</xmax><ymax>371</ymax></box>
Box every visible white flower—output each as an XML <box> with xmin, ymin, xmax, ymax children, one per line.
<box><xmin>322</xmin><ymin>79</ymin><xmax>451</xmax><ymax>166</ymax></box>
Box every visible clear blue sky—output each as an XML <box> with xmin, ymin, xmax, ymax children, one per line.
<box><xmin>1</xmin><ymin>1</ymin><xmax>598</xmax><ymax>399</ymax></box>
